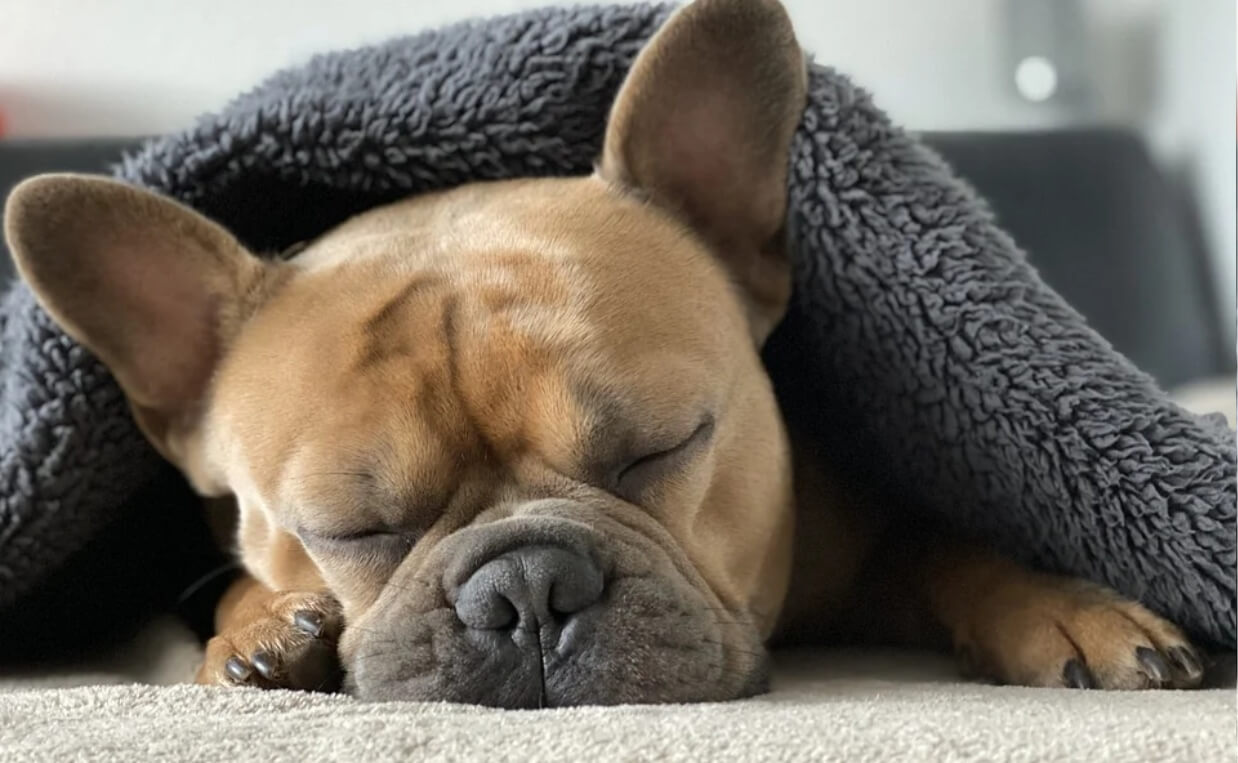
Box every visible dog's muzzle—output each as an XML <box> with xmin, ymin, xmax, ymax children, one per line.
<box><xmin>343</xmin><ymin>501</ymin><xmax>769</xmax><ymax>707</ymax></box>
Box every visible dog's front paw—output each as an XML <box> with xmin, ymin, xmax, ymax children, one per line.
<box><xmin>196</xmin><ymin>591</ymin><xmax>344</xmax><ymax>692</ymax></box>
<box><xmin>955</xmin><ymin>578</ymin><xmax>1205</xmax><ymax>690</ymax></box>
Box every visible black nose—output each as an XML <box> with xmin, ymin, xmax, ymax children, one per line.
<box><xmin>455</xmin><ymin>545</ymin><xmax>604</xmax><ymax>631</ymax></box>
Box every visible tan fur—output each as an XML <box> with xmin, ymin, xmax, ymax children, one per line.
<box><xmin>3</xmin><ymin>0</ymin><xmax>1203</xmax><ymax>698</ymax></box>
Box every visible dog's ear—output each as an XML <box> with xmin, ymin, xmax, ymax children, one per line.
<box><xmin>4</xmin><ymin>173</ymin><xmax>272</xmax><ymax>471</ymax></box>
<box><xmin>599</xmin><ymin>0</ymin><xmax>806</xmax><ymax>343</ymax></box>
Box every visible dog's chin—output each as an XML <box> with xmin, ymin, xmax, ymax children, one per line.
<box><xmin>341</xmin><ymin>573</ymin><xmax>770</xmax><ymax>707</ymax></box>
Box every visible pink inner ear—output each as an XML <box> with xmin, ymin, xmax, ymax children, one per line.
<box><xmin>666</xmin><ymin>95</ymin><xmax>733</xmax><ymax>183</ymax></box>
<box><xmin>103</xmin><ymin>240</ymin><xmax>221</xmax><ymax>410</ymax></box>
<box><xmin>641</xmin><ymin>86</ymin><xmax>774</xmax><ymax>249</ymax></box>
<box><xmin>666</xmin><ymin>120</ymin><xmax>732</xmax><ymax>202</ymax></box>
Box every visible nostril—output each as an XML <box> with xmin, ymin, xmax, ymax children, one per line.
<box><xmin>455</xmin><ymin>559</ymin><xmax>521</xmax><ymax>630</ymax></box>
<box><xmin>547</xmin><ymin>563</ymin><xmax>604</xmax><ymax>618</ymax></box>
<box><xmin>465</xmin><ymin>588</ymin><xmax>518</xmax><ymax>630</ymax></box>
<box><xmin>454</xmin><ymin>545</ymin><xmax>603</xmax><ymax>632</ymax></box>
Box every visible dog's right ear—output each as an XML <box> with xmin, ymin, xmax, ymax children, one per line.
<box><xmin>599</xmin><ymin>0</ymin><xmax>806</xmax><ymax>344</ymax></box>
<box><xmin>3</xmin><ymin>174</ymin><xmax>272</xmax><ymax>468</ymax></box>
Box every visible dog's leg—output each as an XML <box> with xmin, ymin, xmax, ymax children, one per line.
<box><xmin>847</xmin><ymin>530</ymin><xmax>1205</xmax><ymax>689</ymax></box>
<box><xmin>195</xmin><ymin>573</ymin><xmax>343</xmax><ymax>691</ymax></box>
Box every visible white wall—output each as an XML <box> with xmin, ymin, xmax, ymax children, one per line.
<box><xmin>1148</xmin><ymin>0</ymin><xmax>1236</xmax><ymax>327</ymax></box>
<box><xmin>1</xmin><ymin>0</ymin><xmax>1233</xmax><ymax>323</ymax></box>
<box><xmin>0</xmin><ymin>0</ymin><xmax>1099</xmax><ymax>136</ymax></box>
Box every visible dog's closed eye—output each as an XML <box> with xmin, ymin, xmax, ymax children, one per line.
<box><xmin>298</xmin><ymin>526</ymin><xmax>418</xmax><ymax>564</ymax></box>
<box><xmin>614</xmin><ymin>415</ymin><xmax>715</xmax><ymax>503</ymax></box>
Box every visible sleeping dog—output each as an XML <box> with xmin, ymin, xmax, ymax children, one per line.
<box><xmin>3</xmin><ymin>0</ymin><xmax>1203</xmax><ymax>705</ymax></box>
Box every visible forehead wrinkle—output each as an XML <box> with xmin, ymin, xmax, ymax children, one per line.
<box><xmin>360</xmin><ymin>273</ymin><xmax>443</xmax><ymax>336</ymax></box>
<box><xmin>258</xmin><ymin>187</ymin><xmax>633</xmax><ymax>494</ymax></box>
<box><xmin>441</xmin><ymin>270</ymin><xmax>600</xmax><ymax>470</ymax></box>
<box><xmin>439</xmin><ymin>291</ymin><xmax>511</xmax><ymax>469</ymax></box>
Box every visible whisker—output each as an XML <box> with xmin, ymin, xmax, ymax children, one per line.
<box><xmin>176</xmin><ymin>561</ymin><xmax>242</xmax><ymax>605</ymax></box>
<box><xmin>337</xmin><ymin>623</ymin><xmax>392</xmax><ymax>638</ymax></box>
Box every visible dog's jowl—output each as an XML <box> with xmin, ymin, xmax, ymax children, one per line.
<box><xmin>2</xmin><ymin>0</ymin><xmax>1204</xmax><ymax>705</ymax></box>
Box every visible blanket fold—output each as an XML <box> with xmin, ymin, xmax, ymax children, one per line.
<box><xmin>1</xmin><ymin>2</ymin><xmax>1233</xmax><ymax>650</ymax></box>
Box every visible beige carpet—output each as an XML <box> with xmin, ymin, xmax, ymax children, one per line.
<box><xmin>0</xmin><ymin>618</ymin><xmax>1234</xmax><ymax>763</ymax></box>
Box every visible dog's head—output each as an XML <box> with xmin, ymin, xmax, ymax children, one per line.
<box><xmin>4</xmin><ymin>0</ymin><xmax>806</xmax><ymax>706</ymax></box>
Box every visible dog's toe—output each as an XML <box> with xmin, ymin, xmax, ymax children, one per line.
<box><xmin>1061</xmin><ymin>658</ymin><xmax>1096</xmax><ymax>689</ymax></box>
<box><xmin>955</xmin><ymin>578</ymin><xmax>1205</xmax><ymax>691</ymax></box>
<box><xmin>1166</xmin><ymin>645</ymin><xmax>1206</xmax><ymax>684</ymax></box>
<box><xmin>196</xmin><ymin>591</ymin><xmax>343</xmax><ymax>692</ymax></box>
<box><xmin>294</xmin><ymin>609</ymin><xmax>327</xmax><ymax>638</ymax></box>
<box><xmin>239</xmin><ymin>639</ymin><xmax>339</xmax><ymax>691</ymax></box>
<box><xmin>224</xmin><ymin>655</ymin><xmax>254</xmax><ymax>683</ymax></box>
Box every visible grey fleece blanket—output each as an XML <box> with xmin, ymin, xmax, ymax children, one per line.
<box><xmin>0</xmin><ymin>2</ymin><xmax>1234</xmax><ymax>651</ymax></box>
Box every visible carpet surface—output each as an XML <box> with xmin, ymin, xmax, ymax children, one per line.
<box><xmin>1</xmin><ymin>627</ymin><xmax>1234</xmax><ymax>763</ymax></box>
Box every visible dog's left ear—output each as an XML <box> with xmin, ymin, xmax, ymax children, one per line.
<box><xmin>4</xmin><ymin>173</ymin><xmax>271</xmax><ymax>480</ymax></box>
<box><xmin>600</xmin><ymin>0</ymin><xmax>807</xmax><ymax>343</ymax></box>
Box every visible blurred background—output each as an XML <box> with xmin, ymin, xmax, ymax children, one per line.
<box><xmin>0</xmin><ymin>0</ymin><xmax>1234</xmax><ymax>408</ymax></box>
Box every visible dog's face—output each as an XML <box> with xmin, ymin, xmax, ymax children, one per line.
<box><xmin>4</xmin><ymin>0</ymin><xmax>807</xmax><ymax>706</ymax></box>
<box><xmin>222</xmin><ymin>174</ymin><xmax>798</xmax><ymax>705</ymax></box>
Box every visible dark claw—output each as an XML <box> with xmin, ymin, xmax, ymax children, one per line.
<box><xmin>1063</xmin><ymin>659</ymin><xmax>1097</xmax><ymax>689</ymax></box>
<box><xmin>251</xmin><ymin>650</ymin><xmax>278</xmax><ymax>680</ymax></box>
<box><xmin>225</xmin><ymin>656</ymin><xmax>252</xmax><ymax>682</ymax></box>
<box><xmin>1135</xmin><ymin>647</ymin><xmax>1171</xmax><ymax>685</ymax></box>
<box><xmin>294</xmin><ymin>610</ymin><xmax>325</xmax><ymax>638</ymax></box>
<box><xmin>1167</xmin><ymin>646</ymin><xmax>1204</xmax><ymax>681</ymax></box>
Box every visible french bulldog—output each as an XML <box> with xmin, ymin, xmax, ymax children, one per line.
<box><xmin>3</xmin><ymin>0</ymin><xmax>1204</xmax><ymax>706</ymax></box>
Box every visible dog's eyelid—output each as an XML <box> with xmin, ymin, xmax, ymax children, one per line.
<box><xmin>639</xmin><ymin>414</ymin><xmax>712</xmax><ymax>460</ymax></box>
<box><xmin>331</xmin><ymin>529</ymin><xmax>395</xmax><ymax>542</ymax></box>
<box><xmin>297</xmin><ymin>524</ymin><xmax>418</xmax><ymax>545</ymax></box>
<box><xmin>613</xmin><ymin>413</ymin><xmax>715</xmax><ymax>495</ymax></box>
